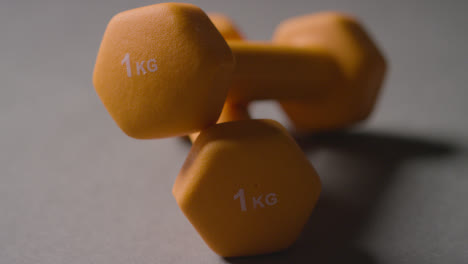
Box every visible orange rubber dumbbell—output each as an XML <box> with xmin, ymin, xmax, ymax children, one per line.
<box><xmin>93</xmin><ymin>3</ymin><xmax>386</xmax><ymax>139</ymax></box>
<box><xmin>174</xmin><ymin>119</ymin><xmax>321</xmax><ymax>257</ymax></box>
<box><xmin>178</xmin><ymin>17</ymin><xmax>319</xmax><ymax>257</ymax></box>
<box><xmin>91</xmin><ymin>2</ymin><xmax>386</xmax><ymax>257</ymax></box>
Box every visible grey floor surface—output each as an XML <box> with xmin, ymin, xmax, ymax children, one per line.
<box><xmin>1</xmin><ymin>0</ymin><xmax>467</xmax><ymax>263</ymax></box>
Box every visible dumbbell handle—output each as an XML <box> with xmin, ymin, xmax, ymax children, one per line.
<box><xmin>188</xmin><ymin>101</ymin><xmax>250</xmax><ymax>142</ymax></box>
<box><xmin>226</xmin><ymin>41</ymin><xmax>345</xmax><ymax>103</ymax></box>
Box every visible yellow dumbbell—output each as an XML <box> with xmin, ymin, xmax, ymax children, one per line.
<box><xmin>174</xmin><ymin>119</ymin><xmax>321</xmax><ymax>257</ymax></box>
<box><xmin>93</xmin><ymin>3</ymin><xmax>386</xmax><ymax>139</ymax></box>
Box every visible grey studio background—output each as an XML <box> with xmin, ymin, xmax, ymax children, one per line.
<box><xmin>1</xmin><ymin>0</ymin><xmax>467</xmax><ymax>263</ymax></box>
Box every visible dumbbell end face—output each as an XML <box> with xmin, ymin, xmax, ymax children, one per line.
<box><xmin>174</xmin><ymin>119</ymin><xmax>321</xmax><ymax>257</ymax></box>
<box><xmin>274</xmin><ymin>12</ymin><xmax>387</xmax><ymax>132</ymax></box>
<box><xmin>93</xmin><ymin>3</ymin><xmax>234</xmax><ymax>138</ymax></box>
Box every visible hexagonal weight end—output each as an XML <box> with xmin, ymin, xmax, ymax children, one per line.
<box><xmin>274</xmin><ymin>12</ymin><xmax>387</xmax><ymax>132</ymax></box>
<box><xmin>93</xmin><ymin>3</ymin><xmax>234</xmax><ymax>139</ymax></box>
<box><xmin>173</xmin><ymin>119</ymin><xmax>321</xmax><ymax>257</ymax></box>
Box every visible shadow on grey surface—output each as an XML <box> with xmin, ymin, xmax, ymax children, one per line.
<box><xmin>225</xmin><ymin>131</ymin><xmax>457</xmax><ymax>264</ymax></box>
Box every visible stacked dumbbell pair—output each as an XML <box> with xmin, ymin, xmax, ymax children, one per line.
<box><xmin>93</xmin><ymin>3</ymin><xmax>386</xmax><ymax>257</ymax></box>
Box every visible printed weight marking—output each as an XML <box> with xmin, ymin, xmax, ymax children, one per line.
<box><xmin>233</xmin><ymin>188</ymin><xmax>278</xmax><ymax>212</ymax></box>
<box><xmin>121</xmin><ymin>53</ymin><xmax>157</xmax><ymax>77</ymax></box>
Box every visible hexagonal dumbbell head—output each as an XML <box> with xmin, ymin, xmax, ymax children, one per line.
<box><xmin>273</xmin><ymin>12</ymin><xmax>387</xmax><ymax>132</ymax></box>
<box><xmin>93</xmin><ymin>3</ymin><xmax>234</xmax><ymax>139</ymax></box>
<box><xmin>173</xmin><ymin>119</ymin><xmax>321</xmax><ymax>257</ymax></box>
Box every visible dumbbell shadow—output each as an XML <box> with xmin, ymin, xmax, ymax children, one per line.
<box><xmin>225</xmin><ymin>130</ymin><xmax>456</xmax><ymax>264</ymax></box>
